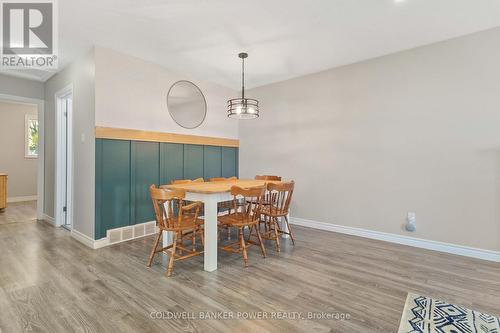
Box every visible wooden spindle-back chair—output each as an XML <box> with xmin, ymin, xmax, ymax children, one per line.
<box><xmin>208</xmin><ymin>177</ymin><xmax>239</xmax><ymax>238</ymax></box>
<box><xmin>218</xmin><ymin>185</ymin><xmax>266</xmax><ymax>267</ymax></box>
<box><xmin>260</xmin><ymin>181</ymin><xmax>295</xmax><ymax>252</ymax></box>
<box><xmin>147</xmin><ymin>185</ymin><xmax>204</xmax><ymax>277</ymax></box>
<box><xmin>164</xmin><ymin>177</ymin><xmax>205</xmax><ymax>216</ymax></box>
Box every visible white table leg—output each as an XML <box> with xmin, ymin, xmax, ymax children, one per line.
<box><xmin>203</xmin><ymin>195</ymin><xmax>218</xmax><ymax>271</ymax></box>
<box><xmin>281</xmin><ymin>213</ymin><xmax>290</xmax><ymax>239</ymax></box>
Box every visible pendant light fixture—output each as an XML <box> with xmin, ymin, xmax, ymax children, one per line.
<box><xmin>227</xmin><ymin>52</ymin><xmax>259</xmax><ymax>119</ymax></box>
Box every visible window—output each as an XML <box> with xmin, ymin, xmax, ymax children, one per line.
<box><xmin>25</xmin><ymin>114</ymin><xmax>39</xmax><ymax>158</ymax></box>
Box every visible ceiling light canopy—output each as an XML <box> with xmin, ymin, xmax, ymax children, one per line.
<box><xmin>227</xmin><ymin>52</ymin><xmax>259</xmax><ymax>119</ymax></box>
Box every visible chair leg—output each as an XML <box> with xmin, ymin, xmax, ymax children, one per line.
<box><xmin>256</xmin><ymin>228</ymin><xmax>266</xmax><ymax>258</ymax></box>
<box><xmin>192</xmin><ymin>227</ymin><xmax>196</xmax><ymax>251</ymax></box>
<box><xmin>284</xmin><ymin>215</ymin><xmax>295</xmax><ymax>245</ymax></box>
<box><xmin>147</xmin><ymin>230</ymin><xmax>162</xmax><ymax>267</ymax></box>
<box><xmin>198</xmin><ymin>225</ymin><xmax>204</xmax><ymax>246</ymax></box>
<box><xmin>239</xmin><ymin>227</ymin><xmax>248</xmax><ymax>267</ymax></box>
<box><xmin>167</xmin><ymin>232</ymin><xmax>178</xmax><ymax>277</ymax></box>
<box><xmin>273</xmin><ymin>217</ymin><xmax>281</xmax><ymax>253</ymax></box>
<box><xmin>246</xmin><ymin>224</ymin><xmax>254</xmax><ymax>242</ymax></box>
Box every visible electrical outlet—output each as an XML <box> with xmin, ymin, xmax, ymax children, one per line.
<box><xmin>407</xmin><ymin>212</ymin><xmax>416</xmax><ymax>223</ymax></box>
<box><xmin>406</xmin><ymin>212</ymin><xmax>416</xmax><ymax>232</ymax></box>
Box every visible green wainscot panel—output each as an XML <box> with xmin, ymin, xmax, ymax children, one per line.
<box><xmin>131</xmin><ymin>141</ymin><xmax>160</xmax><ymax>224</ymax></box>
<box><xmin>96</xmin><ymin>139</ymin><xmax>131</xmax><ymax>239</ymax></box>
<box><xmin>183</xmin><ymin>144</ymin><xmax>204</xmax><ymax>180</ymax></box>
<box><xmin>221</xmin><ymin>147</ymin><xmax>238</xmax><ymax>178</ymax></box>
<box><xmin>95</xmin><ymin>139</ymin><xmax>103</xmax><ymax>239</ymax></box>
<box><xmin>95</xmin><ymin>138</ymin><xmax>239</xmax><ymax>240</ymax></box>
<box><xmin>160</xmin><ymin>143</ymin><xmax>184</xmax><ymax>185</ymax></box>
<box><xmin>204</xmin><ymin>146</ymin><xmax>222</xmax><ymax>180</ymax></box>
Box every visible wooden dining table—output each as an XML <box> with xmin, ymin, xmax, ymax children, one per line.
<box><xmin>164</xmin><ymin>179</ymin><xmax>287</xmax><ymax>272</ymax></box>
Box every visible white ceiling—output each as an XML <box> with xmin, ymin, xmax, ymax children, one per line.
<box><xmin>4</xmin><ymin>0</ymin><xmax>500</xmax><ymax>89</ymax></box>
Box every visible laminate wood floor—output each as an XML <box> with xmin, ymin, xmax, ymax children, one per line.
<box><xmin>0</xmin><ymin>200</ymin><xmax>36</xmax><ymax>226</ymax></box>
<box><xmin>0</xmin><ymin>207</ymin><xmax>498</xmax><ymax>332</ymax></box>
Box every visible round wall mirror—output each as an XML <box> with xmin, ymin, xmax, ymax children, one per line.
<box><xmin>167</xmin><ymin>80</ymin><xmax>207</xmax><ymax>129</ymax></box>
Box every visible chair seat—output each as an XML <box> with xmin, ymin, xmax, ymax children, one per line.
<box><xmin>247</xmin><ymin>199</ymin><xmax>272</xmax><ymax>206</ymax></box>
<box><xmin>218</xmin><ymin>213</ymin><xmax>259</xmax><ymax>227</ymax></box>
<box><xmin>259</xmin><ymin>206</ymin><xmax>287</xmax><ymax>217</ymax></box>
<box><xmin>158</xmin><ymin>217</ymin><xmax>204</xmax><ymax>232</ymax></box>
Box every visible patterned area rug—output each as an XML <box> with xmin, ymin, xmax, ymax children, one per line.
<box><xmin>398</xmin><ymin>293</ymin><xmax>500</xmax><ymax>333</ymax></box>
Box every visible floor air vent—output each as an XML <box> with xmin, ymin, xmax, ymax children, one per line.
<box><xmin>122</xmin><ymin>227</ymin><xmax>133</xmax><ymax>241</ymax></box>
<box><xmin>105</xmin><ymin>221</ymin><xmax>158</xmax><ymax>246</ymax></box>
<box><xmin>108</xmin><ymin>229</ymin><xmax>122</xmax><ymax>244</ymax></box>
<box><xmin>145</xmin><ymin>222</ymin><xmax>156</xmax><ymax>235</ymax></box>
<box><xmin>134</xmin><ymin>224</ymin><xmax>145</xmax><ymax>237</ymax></box>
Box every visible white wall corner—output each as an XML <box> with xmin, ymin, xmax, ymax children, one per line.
<box><xmin>290</xmin><ymin>217</ymin><xmax>500</xmax><ymax>263</ymax></box>
<box><xmin>41</xmin><ymin>214</ymin><xmax>55</xmax><ymax>226</ymax></box>
<box><xmin>70</xmin><ymin>229</ymin><xmax>97</xmax><ymax>249</ymax></box>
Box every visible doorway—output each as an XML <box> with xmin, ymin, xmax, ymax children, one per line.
<box><xmin>0</xmin><ymin>99</ymin><xmax>40</xmax><ymax>223</ymax></box>
<box><xmin>55</xmin><ymin>86</ymin><xmax>73</xmax><ymax>230</ymax></box>
<box><xmin>0</xmin><ymin>93</ymin><xmax>44</xmax><ymax>223</ymax></box>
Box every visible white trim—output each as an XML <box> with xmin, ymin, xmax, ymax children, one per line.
<box><xmin>71</xmin><ymin>221</ymin><xmax>157</xmax><ymax>249</ymax></box>
<box><xmin>71</xmin><ymin>229</ymin><xmax>95</xmax><ymax>249</ymax></box>
<box><xmin>0</xmin><ymin>93</ymin><xmax>44</xmax><ymax>221</ymax></box>
<box><xmin>290</xmin><ymin>217</ymin><xmax>500</xmax><ymax>263</ymax></box>
<box><xmin>7</xmin><ymin>195</ymin><xmax>37</xmax><ymax>203</ymax></box>
<box><xmin>42</xmin><ymin>214</ymin><xmax>55</xmax><ymax>226</ymax></box>
<box><xmin>93</xmin><ymin>238</ymin><xmax>109</xmax><ymax>249</ymax></box>
<box><xmin>54</xmin><ymin>84</ymin><xmax>73</xmax><ymax>229</ymax></box>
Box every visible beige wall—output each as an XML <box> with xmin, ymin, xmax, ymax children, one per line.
<box><xmin>44</xmin><ymin>49</ymin><xmax>96</xmax><ymax>237</ymax></box>
<box><xmin>0</xmin><ymin>74</ymin><xmax>44</xmax><ymax>100</ymax></box>
<box><xmin>0</xmin><ymin>101</ymin><xmax>38</xmax><ymax>198</ymax></box>
<box><xmin>95</xmin><ymin>47</ymin><xmax>238</xmax><ymax>139</ymax></box>
<box><xmin>240</xmin><ymin>27</ymin><xmax>500</xmax><ymax>252</ymax></box>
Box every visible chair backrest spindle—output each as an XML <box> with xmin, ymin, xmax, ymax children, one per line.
<box><xmin>230</xmin><ymin>185</ymin><xmax>266</xmax><ymax>223</ymax></box>
<box><xmin>267</xmin><ymin>181</ymin><xmax>294</xmax><ymax>216</ymax></box>
<box><xmin>150</xmin><ymin>184</ymin><xmax>200</xmax><ymax>230</ymax></box>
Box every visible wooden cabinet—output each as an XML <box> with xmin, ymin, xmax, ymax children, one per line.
<box><xmin>0</xmin><ymin>173</ymin><xmax>7</xmax><ymax>210</ymax></box>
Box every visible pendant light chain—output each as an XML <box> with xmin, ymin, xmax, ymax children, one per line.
<box><xmin>241</xmin><ymin>55</ymin><xmax>245</xmax><ymax>99</ymax></box>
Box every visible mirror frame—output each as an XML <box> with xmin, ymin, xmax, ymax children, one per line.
<box><xmin>167</xmin><ymin>80</ymin><xmax>207</xmax><ymax>129</ymax></box>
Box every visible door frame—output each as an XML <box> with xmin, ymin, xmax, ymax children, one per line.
<box><xmin>54</xmin><ymin>84</ymin><xmax>73</xmax><ymax>228</ymax></box>
<box><xmin>0</xmin><ymin>93</ymin><xmax>45</xmax><ymax>220</ymax></box>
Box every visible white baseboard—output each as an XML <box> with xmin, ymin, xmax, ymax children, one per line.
<box><xmin>290</xmin><ymin>217</ymin><xmax>500</xmax><ymax>263</ymax></box>
<box><xmin>7</xmin><ymin>195</ymin><xmax>37</xmax><ymax>203</ymax></box>
<box><xmin>41</xmin><ymin>214</ymin><xmax>55</xmax><ymax>226</ymax></box>
<box><xmin>70</xmin><ymin>221</ymin><xmax>157</xmax><ymax>249</ymax></box>
<box><xmin>71</xmin><ymin>229</ymin><xmax>95</xmax><ymax>248</ymax></box>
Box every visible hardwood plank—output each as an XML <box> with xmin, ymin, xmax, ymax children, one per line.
<box><xmin>0</xmin><ymin>201</ymin><xmax>499</xmax><ymax>333</ymax></box>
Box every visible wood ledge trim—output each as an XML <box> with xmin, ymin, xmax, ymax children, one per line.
<box><xmin>95</xmin><ymin>127</ymin><xmax>239</xmax><ymax>147</ymax></box>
